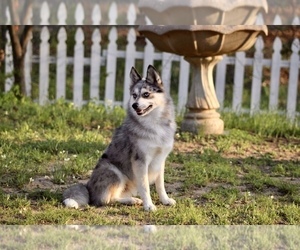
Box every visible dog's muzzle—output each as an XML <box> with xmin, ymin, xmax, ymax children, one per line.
<box><xmin>132</xmin><ymin>103</ymin><xmax>153</xmax><ymax>116</ymax></box>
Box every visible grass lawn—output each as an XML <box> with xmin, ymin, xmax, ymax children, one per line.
<box><xmin>0</xmin><ymin>91</ymin><xmax>299</xmax><ymax>226</ymax></box>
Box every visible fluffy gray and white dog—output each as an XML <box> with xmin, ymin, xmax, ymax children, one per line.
<box><xmin>63</xmin><ymin>65</ymin><xmax>176</xmax><ymax>211</ymax></box>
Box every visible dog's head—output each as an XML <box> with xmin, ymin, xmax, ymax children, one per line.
<box><xmin>129</xmin><ymin>65</ymin><xmax>165</xmax><ymax>116</ymax></box>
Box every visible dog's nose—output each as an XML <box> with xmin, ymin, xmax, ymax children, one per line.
<box><xmin>132</xmin><ymin>103</ymin><xmax>139</xmax><ymax>110</ymax></box>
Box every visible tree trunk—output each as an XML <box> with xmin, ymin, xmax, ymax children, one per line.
<box><xmin>0</xmin><ymin>27</ymin><xmax>5</xmax><ymax>92</ymax></box>
<box><xmin>6</xmin><ymin>0</ymin><xmax>33</xmax><ymax>97</ymax></box>
<box><xmin>7</xmin><ymin>25</ymin><xmax>32</xmax><ymax>97</ymax></box>
<box><xmin>12</xmin><ymin>48</ymin><xmax>26</xmax><ymax>96</ymax></box>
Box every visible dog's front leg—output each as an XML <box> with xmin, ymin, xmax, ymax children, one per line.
<box><xmin>155</xmin><ymin>162</ymin><xmax>176</xmax><ymax>206</ymax></box>
<box><xmin>132</xmin><ymin>161</ymin><xmax>156</xmax><ymax>211</ymax></box>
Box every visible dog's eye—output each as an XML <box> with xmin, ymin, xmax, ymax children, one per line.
<box><xmin>132</xmin><ymin>93</ymin><xmax>137</xmax><ymax>99</ymax></box>
<box><xmin>142</xmin><ymin>92</ymin><xmax>150</xmax><ymax>98</ymax></box>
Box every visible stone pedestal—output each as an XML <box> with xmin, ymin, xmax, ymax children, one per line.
<box><xmin>181</xmin><ymin>56</ymin><xmax>224</xmax><ymax>134</ymax></box>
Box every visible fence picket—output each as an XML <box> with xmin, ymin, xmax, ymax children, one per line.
<box><xmin>56</xmin><ymin>27</ymin><xmax>67</xmax><ymax>99</ymax></box>
<box><xmin>269</xmin><ymin>37</ymin><xmax>282</xmax><ymax>110</ymax></box>
<box><xmin>127</xmin><ymin>3</ymin><xmax>136</xmax><ymax>25</ymax></box>
<box><xmin>123</xmin><ymin>28</ymin><xmax>136</xmax><ymax>108</ymax></box>
<box><xmin>233</xmin><ymin>52</ymin><xmax>246</xmax><ymax>111</ymax></box>
<box><xmin>178</xmin><ymin>57</ymin><xmax>190</xmax><ymax>112</ymax></box>
<box><xmin>5</xmin><ymin>31</ymin><xmax>13</xmax><ymax>92</ymax></box>
<box><xmin>104</xmin><ymin>2</ymin><xmax>119</xmax><ymax>105</ymax></box>
<box><xmin>123</xmin><ymin>4</ymin><xmax>137</xmax><ymax>108</ymax></box>
<box><xmin>273</xmin><ymin>14</ymin><xmax>282</xmax><ymax>25</ymax></box>
<box><xmin>215</xmin><ymin>55</ymin><xmax>227</xmax><ymax>109</ymax></box>
<box><xmin>25</xmin><ymin>3</ymin><xmax>33</xmax><ymax>25</ymax></box>
<box><xmin>161</xmin><ymin>52</ymin><xmax>173</xmax><ymax>94</ymax></box>
<box><xmin>75</xmin><ymin>3</ymin><xmax>84</xmax><ymax>25</ymax></box>
<box><xmin>292</xmin><ymin>16</ymin><xmax>300</xmax><ymax>25</ymax></box>
<box><xmin>24</xmin><ymin>31</ymin><xmax>33</xmax><ymax>96</ymax></box>
<box><xmin>287</xmin><ymin>39</ymin><xmax>300</xmax><ymax>119</ymax></box>
<box><xmin>105</xmin><ymin>27</ymin><xmax>118</xmax><ymax>105</ymax></box>
<box><xmin>143</xmin><ymin>38</ymin><xmax>155</xmax><ymax>76</ymax></box>
<box><xmin>40</xmin><ymin>1</ymin><xmax>50</xmax><ymax>25</ymax></box>
<box><xmin>92</xmin><ymin>4</ymin><xmax>101</xmax><ymax>25</ymax></box>
<box><xmin>255</xmin><ymin>12</ymin><xmax>264</xmax><ymax>25</ymax></box>
<box><xmin>73</xmin><ymin>28</ymin><xmax>85</xmax><ymax>106</ymax></box>
<box><xmin>108</xmin><ymin>2</ymin><xmax>118</xmax><ymax>25</ymax></box>
<box><xmin>250</xmin><ymin>36</ymin><xmax>264</xmax><ymax>114</ymax></box>
<box><xmin>90</xmin><ymin>28</ymin><xmax>101</xmax><ymax>100</ymax></box>
<box><xmin>5</xmin><ymin>6</ymin><xmax>11</xmax><ymax>24</ymax></box>
<box><xmin>57</xmin><ymin>2</ymin><xmax>67</xmax><ymax>25</ymax></box>
<box><xmin>39</xmin><ymin>26</ymin><xmax>50</xmax><ymax>105</ymax></box>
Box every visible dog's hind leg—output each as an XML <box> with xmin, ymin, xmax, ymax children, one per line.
<box><xmin>102</xmin><ymin>182</ymin><xmax>143</xmax><ymax>206</ymax></box>
<box><xmin>114</xmin><ymin>183</ymin><xmax>142</xmax><ymax>205</ymax></box>
<box><xmin>87</xmin><ymin>163</ymin><xmax>142</xmax><ymax>207</ymax></box>
<box><xmin>97</xmin><ymin>183</ymin><xmax>142</xmax><ymax>206</ymax></box>
<box><xmin>87</xmin><ymin>163</ymin><xmax>125</xmax><ymax>206</ymax></box>
<box><xmin>115</xmin><ymin>197</ymin><xmax>143</xmax><ymax>205</ymax></box>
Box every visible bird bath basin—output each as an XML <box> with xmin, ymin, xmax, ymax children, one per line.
<box><xmin>138</xmin><ymin>25</ymin><xmax>268</xmax><ymax>134</ymax></box>
<box><xmin>138</xmin><ymin>0</ymin><xmax>268</xmax><ymax>25</ymax></box>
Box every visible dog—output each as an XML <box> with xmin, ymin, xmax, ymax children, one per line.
<box><xmin>63</xmin><ymin>65</ymin><xmax>176</xmax><ymax>211</ymax></box>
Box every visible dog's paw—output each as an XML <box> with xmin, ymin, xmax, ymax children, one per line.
<box><xmin>161</xmin><ymin>198</ymin><xmax>176</xmax><ymax>206</ymax></box>
<box><xmin>143</xmin><ymin>203</ymin><xmax>157</xmax><ymax>212</ymax></box>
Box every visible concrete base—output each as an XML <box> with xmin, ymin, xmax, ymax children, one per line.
<box><xmin>181</xmin><ymin>109</ymin><xmax>224</xmax><ymax>134</ymax></box>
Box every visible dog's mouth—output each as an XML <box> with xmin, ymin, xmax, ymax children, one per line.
<box><xmin>136</xmin><ymin>105</ymin><xmax>153</xmax><ymax>116</ymax></box>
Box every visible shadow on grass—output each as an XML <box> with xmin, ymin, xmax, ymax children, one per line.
<box><xmin>0</xmin><ymin>138</ymin><xmax>106</xmax><ymax>191</ymax></box>
<box><xmin>27</xmin><ymin>190</ymin><xmax>63</xmax><ymax>202</ymax></box>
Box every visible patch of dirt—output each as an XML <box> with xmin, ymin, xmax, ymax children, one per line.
<box><xmin>221</xmin><ymin>138</ymin><xmax>300</xmax><ymax>161</ymax></box>
<box><xmin>173</xmin><ymin>141</ymin><xmax>202</xmax><ymax>154</ymax></box>
<box><xmin>165</xmin><ymin>182</ymin><xmax>183</xmax><ymax>197</ymax></box>
<box><xmin>270</xmin><ymin>176</ymin><xmax>300</xmax><ymax>185</ymax></box>
<box><xmin>173</xmin><ymin>137</ymin><xmax>300</xmax><ymax>163</ymax></box>
<box><xmin>26</xmin><ymin>176</ymin><xmax>63</xmax><ymax>191</ymax></box>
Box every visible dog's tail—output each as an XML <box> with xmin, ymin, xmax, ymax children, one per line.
<box><xmin>62</xmin><ymin>183</ymin><xmax>89</xmax><ymax>209</ymax></box>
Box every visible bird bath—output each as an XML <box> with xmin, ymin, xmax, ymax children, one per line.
<box><xmin>138</xmin><ymin>0</ymin><xmax>268</xmax><ymax>134</ymax></box>
<box><xmin>138</xmin><ymin>25</ymin><xmax>267</xmax><ymax>134</ymax></box>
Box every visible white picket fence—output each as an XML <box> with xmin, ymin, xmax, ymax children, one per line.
<box><xmin>2</xmin><ymin>1</ymin><xmax>300</xmax><ymax>26</ymax></box>
<box><xmin>3</xmin><ymin>1</ymin><xmax>300</xmax><ymax>119</ymax></box>
<box><xmin>3</xmin><ymin>1</ymin><xmax>140</xmax><ymax>25</ymax></box>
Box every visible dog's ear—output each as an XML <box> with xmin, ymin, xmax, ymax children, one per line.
<box><xmin>130</xmin><ymin>67</ymin><xmax>142</xmax><ymax>85</ymax></box>
<box><xmin>146</xmin><ymin>65</ymin><xmax>163</xmax><ymax>87</ymax></box>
